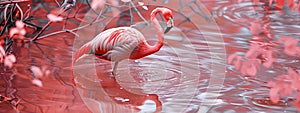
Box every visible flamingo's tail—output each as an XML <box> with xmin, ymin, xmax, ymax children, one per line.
<box><xmin>72</xmin><ymin>43</ymin><xmax>92</xmax><ymax>66</ymax></box>
<box><xmin>71</xmin><ymin>43</ymin><xmax>92</xmax><ymax>86</ymax></box>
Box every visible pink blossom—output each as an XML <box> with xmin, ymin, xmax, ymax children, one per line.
<box><xmin>9</xmin><ymin>21</ymin><xmax>26</xmax><ymax>39</ymax></box>
<box><xmin>228</xmin><ymin>54</ymin><xmax>238</xmax><ymax>64</ymax></box>
<box><xmin>240</xmin><ymin>59</ymin><xmax>260</xmax><ymax>76</ymax></box>
<box><xmin>268</xmin><ymin>69</ymin><xmax>300</xmax><ymax>104</ymax></box>
<box><xmin>227</xmin><ymin>54</ymin><xmax>242</xmax><ymax>70</ymax></box>
<box><xmin>32</xmin><ymin>79</ymin><xmax>43</xmax><ymax>87</ymax></box>
<box><xmin>278</xmin><ymin>36</ymin><xmax>300</xmax><ymax>56</ymax></box>
<box><xmin>267</xmin><ymin>80</ymin><xmax>290</xmax><ymax>103</ymax></box>
<box><xmin>262</xmin><ymin>50</ymin><xmax>274</xmax><ymax>68</ymax></box>
<box><xmin>244</xmin><ymin>42</ymin><xmax>275</xmax><ymax>68</ymax></box>
<box><xmin>245</xmin><ymin>43</ymin><xmax>261</xmax><ymax>58</ymax></box>
<box><xmin>0</xmin><ymin>45</ymin><xmax>16</xmax><ymax>68</ymax></box>
<box><xmin>138</xmin><ymin>2</ymin><xmax>148</xmax><ymax>10</ymax></box>
<box><xmin>228</xmin><ymin>41</ymin><xmax>275</xmax><ymax>76</ymax></box>
<box><xmin>268</xmin><ymin>82</ymin><xmax>280</xmax><ymax>103</ymax></box>
<box><xmin>278</xmin><ymin>82</ymin><xmax>293</xmax><ymax>96</ymax></box>
<box><xmin>30</xmin><ymin>65</ymin><xmax>50</xmax><ymax>87</ymax></box>
<box><xmin>0</xmin><ymin>46</ymin><xmax>5</xmax><ymax>62</ymax></box>
<box><xmin>30</xmin><ymin>66</ymin><xmax>50</xmax><ymax>78</ymax></box>
<box><xmin>286</xmin><ymin>69</ymin><xmax>300</xmax><ymax>90</ymax></box>
<box><xmin>30</xmin><ymin>66</ymin><xmax>43</xmax><ymax>78</ymax></box>
<box><xmin>90</xmin><ymin>0</ymin><xmax>106</xmax><ymax>10</ymax></box>
<box><xmin>47</xmin><ymin>14</ymin><xmax>63</xmax><ymax>22</ymax></box>
<box><xmin>4</xmin><ymin>54</ymin><xmax>16</xmax><ymax>68</ymax></box>
<box><xmin>233</xmin><ymin>56</ymin><xmax>242</xmax><ymax>70</ymax></box>
<box><xmin>90</xmin><ymin>0</ymin><xmax>119</xmax><ymax>16</ymax></box>
<box><xmin>249</xmin><ymin>21</ymin><xmax>263</xmax><ymax>35</ymax></box>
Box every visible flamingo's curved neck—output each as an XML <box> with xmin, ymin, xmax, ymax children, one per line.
<box><xmin>146</xmin><ymin>9</ymin><xmax>164</xmax><ymax>53</ymax></box>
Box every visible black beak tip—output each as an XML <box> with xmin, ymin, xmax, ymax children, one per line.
<box><xmin>164</xmin><ymin>26</ymin><xmax>173</xmax><ymax>34</ymax></box>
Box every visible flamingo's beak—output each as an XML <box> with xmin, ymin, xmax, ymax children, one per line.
<box><xmin>164</xmin><ymin>17</ymin><xmax>174</xmax><ymax>34</ymax></box>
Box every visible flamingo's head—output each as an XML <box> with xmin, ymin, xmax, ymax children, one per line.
<box><xmin>161</xmin><ymin>8</ymin><xmax>174</xmax><ymax>34</ymax></box>
<box><xmin>152</xmin><ymin>7</ymin><xmax>174</xmax><ymax>34</ymax></box>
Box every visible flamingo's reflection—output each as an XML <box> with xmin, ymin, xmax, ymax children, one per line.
<box><xmin>73</xmin><ymin>56</ymin><xmax>162</xmax><ymax>113</ymax></box>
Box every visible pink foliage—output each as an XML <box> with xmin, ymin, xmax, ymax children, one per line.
<box><xmin>47</xmin><ymin>14</ymin><xmax>63</xmax><ymax>22</ymax></box>
<box><xmin>9</xmin><ymin>21</ymin><xmax>26</xmax><ymax>39</ymax></box>
<box><xmin>268</xmin><ymin>82</ymin><xmax>280</xmax><ymax>103</ymax></box>
<box><xmin>228</xmin><ymin>53</ymin><xmax>260</xmax><ymax>76</ymax></box>
<box><xmin>30</xmin><ymin>66</ymin><xmax>44</xmax><ymax>78</ymax></box>
<box><xmin>0</xmin><ymin>46</ymin><xmax>5</xmax><ymax>62</ymax></box>
<box><xmin>90</xmin><ymin>0</ymin><xmax>119</xmax><ymax>16</ymax></box>
<box><xmin>239</xmin><ymin>0</ymin><xmax>299</xmax><ymax>10</ymax></box>
<box><xmin>228</xmin><ymin>54</ymin><xmax>242</xmax><ymax>70</ymax></box>
<box><xmin>262</xmin><ymin>50</ymin><xmax>274</xmax><ymax>68</ymax></box>
<box><xmin>31</xmin><ymin>79</ymin><xmax>43</xmax><ymax>87</ymax></box>
<box><xmin>4</xmin><ymin>54</ymin><xmax>16</xmax><ymax>68</ymax></box>
<box><xmin>228</xmin><ymin>42</ymin><xmax>275</xmax><ymax>76</ymax></box>
<box><xmin>138</xmin><ymin>2</ymin><xmax>148</xmax><ymax>10</ymax></box>
<box><xmin>278</xmin><ymin>36</ymin><xmax>300</xmax><ymax>56</ymax></box>
<box><xmin>249</xmin><ymin>21</ymin><xmax>264</xmax><ymax>35</ymax></box>
<box><xmin>228</xmin><ymin>35</ymin><xmax>300</xmax><ymax>110</ymax></box>
<box><xmin>228</xmin><ymin>31</ymin><xmax>300</xmax><ymax>111</ymax></box>
<box><xmin>30</xmin><ymin>66</ymin><xmax>51</xmax><ymax>87</ymax></box>
<box><xmin>267</xmin><ymin>69</ymin><xmax>300</xmax><ymax>105</ymax></box>
<box><xmin>245</xmin><ymin>43</ymin><xmax>261</xmax><ymax>58</ymax></box>
<box><xmin>0</xmin><ymin>46</ymin><xmax>16</xmax><ymax>68</ymax></box>
<box><xmin>90</xmin><ymin>0</ymin><xmax>106</xmax><ymax>10</ymax></box>
<box><xmin>30</xmin><ymin>66</ymin><xmax>50</xmax><ymax>78</ymax></box>
<box><xmin>228</xmin><ymin>36</ymin><xmax>300</xmax><ymax>109</ymax></box>
<box><xmin>240</xmin><ymin>59</ymin><xmax>260</xmax><ymax>76</ymax></box>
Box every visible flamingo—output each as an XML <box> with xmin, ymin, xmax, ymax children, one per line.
<box><xmin>73</xmin><ymin>7</ymin><xmax>174</xmax><ymax>75</ymax></box>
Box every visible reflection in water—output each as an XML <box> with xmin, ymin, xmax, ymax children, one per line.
<box><xmin>73</xmin><ymin>56</ymin><xmax>162</xmax><ymax>112</ymax></box>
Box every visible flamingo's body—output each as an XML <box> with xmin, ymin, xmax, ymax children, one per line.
<box><xmin>73</xmin><ymin>7</ymin><xmax>174</xmax><ymax>74</ymax></box>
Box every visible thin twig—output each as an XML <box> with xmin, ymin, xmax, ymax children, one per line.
<box><xmin>36</xmin><ymin>19</ymin><xmax>103</xmax><ymax>40</ymax></box>
<box><xmin>31</xmin><ymin>21</ymin><xmax>53</xmax><ymax>42</ymax></box>
<box><xmin>4</xmin><ymin>39</ymin><xmax>13</xmax><ymax>53</ymax></box>
<box><xmin>0</xmin><ymin>4</ymin><xmax>15</xmax><ymax>36</ymax></box>
<box><xmin>65</xmin><ymin>29</ymin><xmax>79</xmax><ymax>37</ymax></box>
<box><xmin>4</xmin><ymin>4</ymin><xmax>10</xmax><ymax>21</ymax></box>
<box><xmin>0</xmin><ymin>0</ymin><xmax>30</xmax><ymax>5</ymax></box>
<box><xmin>31</xmin><ymin>8</ymin><xmax>68</xmax><ymax>41</ymax></box>
<box><xmin>130</xmin><ymin>1</ymin><xmax>148</xmax><ymax>24</ymax></box>
<box><xmin>34</xmin><ymin>3</ymin><xmax>106</xmax><ymax>41</ymax></box>
<box><xmin>15</xmin><ymin>3</ymin><xmax>24</xmax><ymax>21</ymax></box>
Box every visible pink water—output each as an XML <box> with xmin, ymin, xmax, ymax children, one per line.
<box><xmin>0</xmin><ymin>0</ymin><xmax>299</xmax><ymax>113</ymax></box>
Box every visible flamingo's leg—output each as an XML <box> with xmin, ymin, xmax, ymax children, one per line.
<box><xmin>112</xmin><ymin>61</ymin><xmax>119</xmax><ymax>75</ymax></box>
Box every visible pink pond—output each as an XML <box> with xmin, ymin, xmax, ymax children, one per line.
<box><xmin>0</xmin><ymin>0</ymin><xmax>299</xmax><ymax>113</ymax></box>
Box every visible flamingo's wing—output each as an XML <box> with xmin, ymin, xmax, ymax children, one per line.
<box><xmin>102</xmin><ymin>40</ymin><xmax>139</xmax><ymax>61</ymax></box>
<box><xmin>101</xmin><ymin>28</ymin><xmax>145</xmax><ymax>61</ymax></box>
<box><xmin>89</xmin><ymin>27</ymin><xmax>145</xmax><ymax>61</ymax></box>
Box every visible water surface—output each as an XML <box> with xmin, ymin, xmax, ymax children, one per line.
<box><xmin>0</xmin><ymin>0</ymin><xmax>299</xmax><ymax>113</ymax></box>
